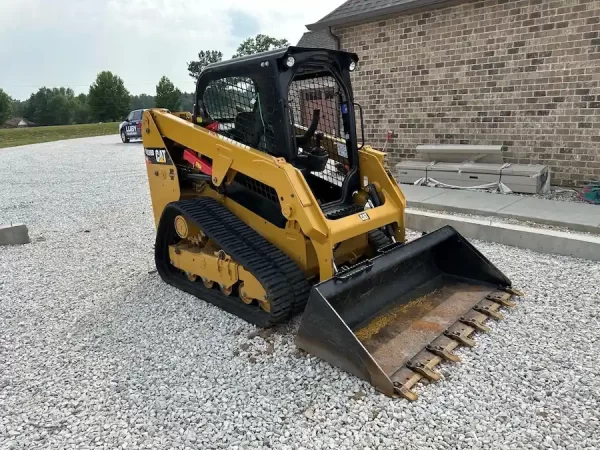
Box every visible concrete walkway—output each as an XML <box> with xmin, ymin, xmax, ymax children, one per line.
<box><xmin>399</xmin><ymin>184</ymin><xmax>600</xmax><ymax>234</ymax></box>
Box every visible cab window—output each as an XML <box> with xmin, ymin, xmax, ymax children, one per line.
<box><xmin>203</xmin><ymin>77</ymin><xmax>257</xmax><ymax>121</ymax></box>
<box><xmin>201</xmin><ymin>77</ymin><xmax>277</xmax><ymax>155</ymax></box>
<box><xmin>132</xmin><ymin>110</ymin><xmax>142</xmax><ymax>121</ymax></box>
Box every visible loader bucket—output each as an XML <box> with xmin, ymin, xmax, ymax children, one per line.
<box><xmin>296</xmin><ymin>225</ymin><xmax>518</xmax><ymax>400</ymax></box>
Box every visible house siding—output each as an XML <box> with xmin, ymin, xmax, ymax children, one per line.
<box><xmin>335</xmin><ymin>0</ymin><xmax>600</xmax><ymax>186</ymax></box>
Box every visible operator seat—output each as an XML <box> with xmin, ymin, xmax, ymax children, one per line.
<box><xmin>233</xmin><ymin>110</ymin><xmax>263</xmax><ymax>150</ymax></box>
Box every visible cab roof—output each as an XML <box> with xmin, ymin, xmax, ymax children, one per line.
<box><xmin>202</xmin><ymin>46</ymin><xmax>358</xmax><ymax>75</ymax></box>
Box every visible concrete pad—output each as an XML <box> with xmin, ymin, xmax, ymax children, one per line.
<box><xmin>397</xmin><ymin>184</ymin><xmax>447</xmax><ymax>204</ymax></box>
<box><xmin>406</xmin><ymin>209</ymin><xmax>600</xmax><ymax>262</ymax></box>
<box><xmin>419</xmin><ymin>189</ymin><xmax>522</xmax><ymax>216</ymax></box>
<box><xmin>496</xmin><ymin>197</ymin><xmax>600</xmax><ymax>233</ymax></box>
<box><xmin>0</xmin><ymin>223</ymin><xmax>30</xmax><ymax>245</ymax></box>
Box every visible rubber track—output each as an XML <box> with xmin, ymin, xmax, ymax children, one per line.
<box><xmin>155</xmin><ymin>197</ymin><xmax>311</xmax><ymax>327</ymax></box>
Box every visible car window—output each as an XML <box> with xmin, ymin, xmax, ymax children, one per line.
<box><xmin>127</xmin><ymin>111</ymin><xmax>135</xmax><ymax>121</ymax></box>
<box><xmin>132</xmin><ymin>110</ymin><xmax>142</xmax><ymax>121</ymax></box>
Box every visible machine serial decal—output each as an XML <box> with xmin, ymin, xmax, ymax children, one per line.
<box><xmin>359</xmin><ymin>212</ymin><xmax>370</xmax><ymax>221</ymax></box>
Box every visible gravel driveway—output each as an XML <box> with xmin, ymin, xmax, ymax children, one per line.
<box><xmin>1</xmin><ymin>136</ymin><xmax>599</xmax><ymax>449</ymax></box>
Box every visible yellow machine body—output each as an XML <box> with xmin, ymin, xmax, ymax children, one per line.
<box><xmin>142</xmin><ymin>47</ymin><xmax>520</xmax><ymax>400</ymax></box>
<box><xmin>144</xmin><ymin>108</ymin><xmax>406</xmax><ymax>282</ymax></box>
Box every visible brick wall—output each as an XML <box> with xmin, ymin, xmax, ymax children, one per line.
<box><xmin>336</xmin><ymin>0</ymin><xmax>600</xmax><ymax>186</ymax></box>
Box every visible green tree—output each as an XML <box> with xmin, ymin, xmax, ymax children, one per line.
<box><xmin>73</xmin><ymin>93</ymin><xmax>92</xmax><ymax>124</ymax></box>
<box><xmin>49</xmin><ymin>88</ymin><xmax>76</xmax><ymax>125</ymax></box>
<box><xmin>88</xmin><ymin>71</ymin><xmax>130</xmax><ymax>122</ymax></box>
<box><xmin>23</xmin><ymin>88</ymin><xmax>49</xmax><ymax>124</ymax></box>
<box><xmin>155</xmin><ymin>76</ymin><xmax>182</xmax><ymax>110</ymax></box>
<box><xmin>233</xmin><ymin>34</ymin><xmax>289</xmax><ymax>58</ymax></box>
<box><xmin>187</xmin><ymin>50</ymin><xmax>222</xmax><ymax>80</ymax></box>
<box><xmin>23</xmin><ymin>87</ymin><xmax>77</xmax><ymax>126</ymax></box>
<box><xmin>130</xmin><ymin>94</ymin><xmax>155</xmax><ymax>110</ymax></box>
<box><xmin>11</xmin><ymin>98</ymin><xmax>26</xmax><ymax>118</ymax></box>
<box><xmin>180</xmin><ymin>92</ymin><xmax>195</xmax><ymax>113</ymax></box>
<box><xmin>0</xmin><ymin>88</ymin><xmax>12</xmax><ymax>125</ymax></box>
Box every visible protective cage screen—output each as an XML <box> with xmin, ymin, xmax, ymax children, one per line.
<box><xmin>288</xmin><ymin>74</ymin><xmax>349</xmax><ymax>187</ymax></box>
<box><xmin>202</xmin><ymin>77</ymin><xmax>277</xmax><ymax>155</ymax></box>
<box><xmin>200</xmin><ymin>72</ymin><xmax>351</xmax><ymax>202</ymax></box>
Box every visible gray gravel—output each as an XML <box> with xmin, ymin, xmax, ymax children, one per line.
<box><xmin>1</xmin><ymin>135</ymin><xmax>599</xmax><ymax>450</ymax></box>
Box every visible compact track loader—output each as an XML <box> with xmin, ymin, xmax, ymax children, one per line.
<box><xmin>142</xmin><ymin>47</ymin><xmax>521</xmax><ymax>399</ymax></box>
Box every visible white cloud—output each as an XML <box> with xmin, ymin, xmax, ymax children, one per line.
<box><xmin>0</xmin><ymin>0</ymin><xmax>341</xmax><ymax>99</ymax></box>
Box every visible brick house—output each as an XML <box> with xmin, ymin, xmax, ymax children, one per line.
<box><xmin>299</xmin><ymin>0</ymin><xmax>600</xmax><ymax>186</ymax></box>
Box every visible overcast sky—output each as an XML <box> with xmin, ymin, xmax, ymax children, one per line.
<box><xmin>0</xmin><ymin>0</ymin><xmax>341</xmax><ymax>100</ymax></box>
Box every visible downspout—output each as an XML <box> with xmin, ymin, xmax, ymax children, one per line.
<box><xmin>327</xmin><ymin>26</ymin><xmax>341</xmax><ymax>50</ymax></box>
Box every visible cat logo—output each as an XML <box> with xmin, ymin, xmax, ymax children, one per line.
<box><xmin>155</xmin><ymin>149</ymin><xmax>167</xmax><ymax>163</ymax></box>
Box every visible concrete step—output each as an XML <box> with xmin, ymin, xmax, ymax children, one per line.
<box><xmin>406</xmin><ymin>209</ymin><xmax>600</xmax><ymax>262</ymax></box>
<box><xmin>399</xmin><ymin>184</ymin><xmax>600</xmax><ymax>234</ymax></box>
<box><xmin>0</xmin><ymin>223</ymin><xmax>30</xmax><ymax>246</ymax></box>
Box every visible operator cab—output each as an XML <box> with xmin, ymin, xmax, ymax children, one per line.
<box><xmin>193</xmin><ymin>47</ymin><xmax>362</xmax><ymax>217</ymax></box>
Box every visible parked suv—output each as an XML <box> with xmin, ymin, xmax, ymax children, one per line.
<box><xmin>119</xmin><ymin>109</ymin><xmax>145</xmax><ymax>143</ymax></box>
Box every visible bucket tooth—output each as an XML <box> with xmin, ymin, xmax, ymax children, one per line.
<box><xmin>445</xmin><ymin>323</ymin><xmax>476</xmax><ymax>347</ymax></box>
<box><xmin>503</xmin><ymin>286</ymin><xmax>524</xmax><ymax>297</ymax></box>
<box><xmin>407</xmin><ymin>362</ymin><xmax>441</xmax><ymax>381</ymax></box>
<box><xmin>427</xmin><ymin>336</ymin><xmax>461</xmax><ymax>362</ymax></box>
<box><xmin>486</xmin><ymin>291</ymin><xmax>516</xmax><ymax>308</ymax></box>
<box><xmin>460</xmin><ymin>310</ymin><xmax>491</xmax><ymax>333</ymax></box>
<box><xmin>393</xmin><ymin>382</ymin><xmax>419</xmax><ymax>401</ymax></box>
<box><xmin>392</xmin><ymin>368</ymin><xmax>422</xmax><ymax>401</ymax></box>
<box><xmin>426</xmin><ymin>344</ymin><xmax>461</xmax><ymax>362</ymax></box>
<box><xmin>407</xmin><ymin>352</ymin><xmax>442</xmax><ymax>381</ymax></box>
<box><xmin>474</xmin><ymin>299</ymin><xmax>505</xmax><ymax>320</ymax></box>
<box><xmin>460</xmin><ymin>317</ymin><xmax>491</xmax><ymax>333</ymax></box>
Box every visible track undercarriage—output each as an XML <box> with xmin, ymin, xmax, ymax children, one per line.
<box><xmin>155</xmin><ymin>197</ymin><xmax>310</xmax><ymax>326</ymax></box>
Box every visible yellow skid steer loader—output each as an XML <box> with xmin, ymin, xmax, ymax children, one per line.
<box><xmin>142</xmin><ymin>47</ymin><xmax>521</xmax><ymax>399</ymax></box>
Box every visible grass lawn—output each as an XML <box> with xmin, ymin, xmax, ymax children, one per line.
<box><xmin>0</xmin><ymin>122</ymin><xmax>120</xmax><ymax>149</ymax></box>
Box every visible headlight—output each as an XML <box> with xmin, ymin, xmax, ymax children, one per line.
<box><xmin>286</xmin><ymin>56</ymin><xmax>295</xmax><ymax>68</ymax></box>
<box><xmin>349</xmin><ymin>61</ymin><xmax>356</xmax><ymax>71</ymax></box>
